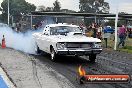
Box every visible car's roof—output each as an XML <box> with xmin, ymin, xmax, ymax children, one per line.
<box><xmin>46</xmin><ymin>23</ymin><xmax>79</xmax><ymax>28</ymax></box>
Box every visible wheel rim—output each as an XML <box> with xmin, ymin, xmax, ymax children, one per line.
<box><xmin>51</xmin><ymin>50</ymin><xmax>55</xmax><ymax>60</ymax></box>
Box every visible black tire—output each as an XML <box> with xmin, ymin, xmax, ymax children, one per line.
<box><xmin>89</xmin><ymin>54</ymin><xmax>96</xmax><ymax>63</ymax></box>
<box><xmin>79</xmin><ymin>76</ymin><xmax>86</xmax><ymax>84</ymax></box>
<box><xmin>36</xmin><ymin>45</ymin><xmax>41</xmax><ymax>54</ymax></box>
<box><xmin>50</xmin><ymin>48</ymin><xmax>57</xmax><ymax>62</ymax></box>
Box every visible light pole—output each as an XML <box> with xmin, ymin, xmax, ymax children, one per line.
<box><xmin>8</xmin><ymin>0</ymin><xmax>9</xmax><ymax>25</ymax></box>
<box><xmin>114</xmin><ymin>3</ymin><xmax>119</xmax><ymax>50</ymax></box>
<box><xmin>31</xmin><ymin>15</ymin><xmax>33</xmax><ymax>29</ymax></box>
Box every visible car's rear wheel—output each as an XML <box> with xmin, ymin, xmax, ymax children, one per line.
<box><xmin>36</xmin><ymin>45</ymin><xmax>41</xmax><ymax>54</ymax></box>
<box><xmin>50</xmin><ymin>48</ymin><xmax>57</xmax><ymax>62</ymax></box>
<box><xmin>89</xmin><ymin>54</ymin><xmax>96</xmax><ymax>63</ymax></box>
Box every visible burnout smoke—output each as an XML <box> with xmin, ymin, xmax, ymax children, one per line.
<box><xmin>0</xmin><ymin>25</ymin><xmax>42</xmax><ymax>54</ymax></box>
<box><xmin>0</xmin><ymin>17</ymin><xmax>55</xmax><ymax>54</ymax></box>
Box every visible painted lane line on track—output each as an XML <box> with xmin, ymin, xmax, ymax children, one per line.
<box><xmin>0</xmin><ymin>66</ymin><xmax>15</xmax><ymax>88</ymax></box>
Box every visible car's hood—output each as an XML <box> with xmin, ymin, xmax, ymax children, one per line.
<box><xmin>48</xmin><ymin>35</ymin><xmax>101</xmax><ymax>42</ymax></box>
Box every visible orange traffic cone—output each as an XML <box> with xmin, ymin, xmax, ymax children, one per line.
<box><xmin>1</xmin><ymin>35</ymin><xmax>6</xmax><ymax>48</ymax></box>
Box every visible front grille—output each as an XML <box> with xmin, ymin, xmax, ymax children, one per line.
<box><xmin>66</xmin><ymin>42</ymin><xmax>92</xmax><ymax>48</ymax></box>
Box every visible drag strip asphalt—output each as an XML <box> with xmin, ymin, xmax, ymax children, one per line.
<box><xmin>0</xmin><ymin>48</ymin><xmax>132</xmax><ymax>88</ymax></box>
<box><xmin>32</xmin><ymin>50</ymin><xmax>132</xmax><ymax>88</ymax></box>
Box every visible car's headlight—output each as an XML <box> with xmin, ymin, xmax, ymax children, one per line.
<box><xmin>93</xmin><ymin>42</ymin><xmax>102</xmax><ymax>48</ymax></box>
<box><xmin>56</xmin><ymin>43</ymin><xmax>67</xmax><ymax>49</ymax></box>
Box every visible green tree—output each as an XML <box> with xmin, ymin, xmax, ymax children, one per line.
<box><xmin>53</xmin><ymin>0</ymin><xmax>61</xmax><ymax>12</ymax></box>
<box><xmin>79</xmin><ymin>0</ymin><xmax>110</xmax><ymax>13</ymax></box>
<box><xmin>105</xmin><ymin>20</ymin><xmax>126</xmax><ymax>27</ymax></box>
<box><xmin>37</xmin><ymin>5</ymin><xmax>46</xmax><ymax>11</ymax></box>
<box><xmin>46</xmin><ymin>7</ymin><xmax>53</xmax><ymax>12</ymax></box>
<box><xmin>1</xmin><ymin>0</ymin><xmax>36</xmax><ymax>23</ymax></box>
<box><xmin>105</xmin><ymin>12</ymin><xmax>128</xmax><ymax>27</ymax></box>
<box><xmin>105</xmin><ymin>20</ymin><xmax>115</xmax><ymax>27</ymax></box>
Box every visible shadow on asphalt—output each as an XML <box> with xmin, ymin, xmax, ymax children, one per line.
<box><xmin>34</xmin><ymin>52</ymin><xmax>95</xmax><ymax>66</ymax></box>
<box><xmin>33</xmin><ymin>53</ymin><xmax>101</xmax><ymax>88</ymax></box>
<box><xmin>31</xmin><ymin>52</ymin><xmax>132</xmax><ymax>88</ymax></box>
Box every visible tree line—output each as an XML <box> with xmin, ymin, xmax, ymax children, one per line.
<box><xmin>3</xmin><ymin>0</ymin><xmax>125</xmax><ymax>26</ymax></box>
<box><xmin>0</xmin><ymin>0</ymin><xmax>62</xmax><ymax>23</ymax></box>
<box><xmin>0</xmin><ymin>0</ymin><xmax>111</xmax><ymax>23</ymax></box>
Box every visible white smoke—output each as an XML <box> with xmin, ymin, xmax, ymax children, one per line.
<box><xmin>0</xmin><ymin>16</ymin><xmax>55</xmax><ymax>54</ymax></box>
<box><xmin>0</xmin><ymin>25</ymin><xmax>43</xmax><ymax>54</ymax></box>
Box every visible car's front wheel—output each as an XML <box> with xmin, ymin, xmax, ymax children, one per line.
<box><xmin>89</xmin><ymin>54</ymin><xmax>96</xmax><ymax>63</ymax></box>
<box><xmin>50</xmin><ymin>48</ymin><xmax>57</xmax><ymax>62</ymax></box>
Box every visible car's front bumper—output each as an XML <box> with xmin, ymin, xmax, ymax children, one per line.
<box><xmin>56</xmin><ymin>48</ymin><xmax>102</xmax><ymax>56</ymax></box>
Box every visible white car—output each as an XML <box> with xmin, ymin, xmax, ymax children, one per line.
<box><xmin>33</xmin><ymin>23</ymin><xmax>102</xmax><ymax>62</ymax></box>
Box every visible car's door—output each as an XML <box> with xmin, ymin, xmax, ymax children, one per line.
<box><xmin>40</xmin><ymin>27</ymin><xmax>51</xmax><ymax>53</ymax></box>
<box><xmin>35</xmin><ymin>33</ymin><xmax>44</xmax><ymax>50</ymax></box>
<box><xmin>40</xmin><ymin>34</ymin><xmax>50</xmax><ymax>53</ymax></box>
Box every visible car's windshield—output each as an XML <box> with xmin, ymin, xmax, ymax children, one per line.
<box><xmin>50</xmin><ymin>26</ymin><xmax>81</xmax><ymax>35</ymax></box>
